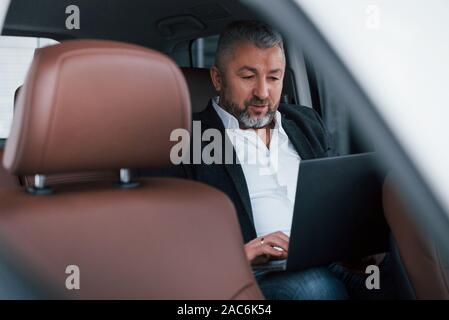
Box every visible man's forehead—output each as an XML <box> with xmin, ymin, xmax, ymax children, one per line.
<box><xmin>228</xmin><ymin>41</ymin><xmax>285</xmax><ymax>70</ymax></box>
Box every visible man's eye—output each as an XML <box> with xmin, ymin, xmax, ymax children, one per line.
<box><xmin>241</xmin><ymin>75</ymin><xmax>254</xmax><ymax>80</ymax></box>
<box><xmin>269</xmin><ymin>77</ymin><xmax>280</xmax><ymax>81</ymax></box>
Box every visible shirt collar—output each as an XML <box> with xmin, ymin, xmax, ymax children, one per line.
<box><xmin>211</xmin><ymin>96</ymin><xmax>240</xmax><ymax>129</ymax></box>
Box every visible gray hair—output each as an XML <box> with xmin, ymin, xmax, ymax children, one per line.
<box><xmin>215</xmin><ymin>20</ymin><xmax>284</xmax><ymax>71</ymax></box>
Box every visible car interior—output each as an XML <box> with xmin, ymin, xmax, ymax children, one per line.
<box><xmin>0</xmin><ymin>0</ymin><xmax>448</xmax><ymax>299</ymax></box>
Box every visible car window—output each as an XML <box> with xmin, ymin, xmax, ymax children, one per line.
<box><xmin>0</xmin><ymin>36</ymin><xmax>58</xmax><ymax>139</ymax></box>
<box><xmin>190</xmin><ymin>35</ymin><xmax>219</xmax><ymax>68</ymax></box>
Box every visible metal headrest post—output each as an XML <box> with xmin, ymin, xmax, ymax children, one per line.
<box><xmin>26</xmin><ymin>174</ymin><xmax>54</xmax><ymax>195</ymax></box>
<box><xmin>117</xmin><ymin>168</ymin><xmax>139</xmax><ymax>189</ymax></box>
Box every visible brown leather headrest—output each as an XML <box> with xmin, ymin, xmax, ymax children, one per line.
<box><xmin>3</xmin><ymin>40</ymin><xmax>191</xmax><ymax>175</ymax></box>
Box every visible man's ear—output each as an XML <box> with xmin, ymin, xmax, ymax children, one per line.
<box><xmin>210</xmin><ymin>66</ymin><xmax>222</xmax><ymax>92</ymax></box>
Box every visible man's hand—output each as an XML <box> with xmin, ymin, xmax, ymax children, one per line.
<box><xmin>244</xmin><ymin>231</ymin><xmax>289</xmax><ymax>265</ymax></box>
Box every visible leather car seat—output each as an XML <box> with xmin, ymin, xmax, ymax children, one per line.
<box><xmin>0</xmin><ymin>40</ymin><xmax>263</xmax><ymax>299</ymax></box>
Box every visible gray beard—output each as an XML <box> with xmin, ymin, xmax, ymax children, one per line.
<box><xmin>237</xmin><ymin>108</ymin><xmax>276</xmax><ymax>129</ymax></box>
<box><xmin>220</xmin><ymin>96</ymin><xmax>277</xmax><ymax>129</ymax></box>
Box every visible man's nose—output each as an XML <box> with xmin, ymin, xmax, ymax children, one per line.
<box><xmin>253</xmin><ymin>78</ymin><xmax>269</xmax><ymax>100</ymax></box>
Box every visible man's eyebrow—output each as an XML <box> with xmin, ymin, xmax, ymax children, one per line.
<box><xmin>269</xmin><ymin>69</ymin><xmax>282</xmax><ymax>74</ymax></box>
<box><xmin>237</xmin><ymin>66</ymin><xmax>258</xmax><ymax>73</ymax></box>
<box><xmin>236</xmin><ymin>66</ymin><xmax>283</xmax><ymax>74</ymax></box>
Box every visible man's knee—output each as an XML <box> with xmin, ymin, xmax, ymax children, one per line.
<box><xmin>291</xmin><ymin>268</ymin><xmax>348</xmax><ymax>300</ymax></box>
<box><xmin>257</xmin><ymin>267</ymin><xmax>348</xmax><ymax>300</ymax></box>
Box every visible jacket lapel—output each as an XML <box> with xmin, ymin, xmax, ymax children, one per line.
<box><xmin>281</xmin><ymin>115</ymin><xmax>317</xmax><ymax>160</ymax></box>
<box><xmin>196</xmin><ymin>102</ymin><xmax>254</xmax><ymax>224</ymax></box>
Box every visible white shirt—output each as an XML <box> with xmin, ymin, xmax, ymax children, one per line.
<box><xmin>212</xmin><ymin>97</ymin><xmax>301</xmax><ymax>237</ymax></box>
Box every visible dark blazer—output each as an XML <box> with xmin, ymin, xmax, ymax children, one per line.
<box><xmin>177</xmin><ymin>100</ymin><xmax>336</xmax><ymax>243</ymax></box>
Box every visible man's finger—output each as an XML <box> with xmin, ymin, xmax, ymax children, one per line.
<box><xmin>261</xmin><ymin>244</ymin><xmax>287</xmax><ymax>258</ymax></box>
<box><xmin>264</xmin><ymin>235</ymin><xmax>289</xmax><ymax>252</ymax></box>
<box><xmin>273</xmin><ymin>231</ymin><xmax>290</xmax><ymax>242</ymax></box>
